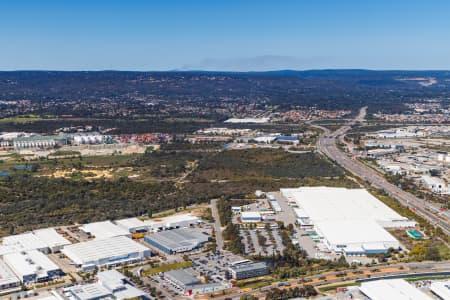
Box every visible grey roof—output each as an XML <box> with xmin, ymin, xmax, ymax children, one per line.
<box><xmin>145</xmin><ymin>228</ymin><xmax>209</xmax><ymax>250</ymax></box>
<box><xmin>164</xmin><ymin>268</ymin><xmax>200</xmax><ymax>286</ymax></box>
<box><xmin>66</xmin><ymin>283</ymin><xmax>112</xmax><ymax>300</ymax></box>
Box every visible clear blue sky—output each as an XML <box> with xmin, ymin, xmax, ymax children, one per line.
<box><xmin>1</xmin><ymin>0</ymin><xmax>450</xmax><ymax>71</ymax></box>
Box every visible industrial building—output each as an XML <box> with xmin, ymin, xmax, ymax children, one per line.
<box><xmin>13</xmin><ymin>134</ymin><xmax>67</xmax><ymax>150</ymax></box>
<box><xmin>0</xmin><ymin>229</ymin><xmax>70</xmax><ymax>255</ymax></box>
<box><xmin>420</xmin><ymin>175</ymin><xmax>450</xmax><ymax>194</ymax></box>
<box><xmin>79</xmin><ymin>221</ymin><xmax>131</xmax><ymax>240</ymax></box>
<box><xmin>240</xmin><ymin>212</ymin><xmax>262</xmax><ymax>223</ymax></box>
<box><xmin>1</xmin><ymin>232</ymin><xmax>50</xmax><ymax>254</ymax></box>
<box><xmin>69</xmin><ymin>132</ymin><xmax>108</xmax><ymax>145</ymax></box>
<box><xmin>229</xmin><ymin>260</ymin><xmax>269</xmax><ymax>280</ymax></box>
<box><xmin>115</xmin><ymin>217</ymin><xmax>148</xmax><ymax>233</ymax></box>
<box><xmin>144</xmin><ymin>228</ymin><xmax>209</xmax><ymax>254</ymax></box>
<box><xmin>315</xmin><ymin>220</ymin><xmax>400</xmax><ymax>254</ymax></box>
<box><xmin>33</xmin><ymin>228</ymin><xmax>71</xmax><ymax>253</ymax></box>
<box><xmin>61</xmin><ymin>236</ymin><xmax>151</xmax><ymax>271</ymax></box>
<box><xmin>64</xmin><ymin>283</ymin><xmax>112</xmax><ymax>300</ymax></box>
<box><xmin>280</xmin><ymin>187</ymin><xmax>415</xmax><ymax>227</ymax></box>
<box><xmin>280</xmin><ymin>187</ymin><xmax>413</xmax><ymax>255</ymax></box>
<box><xmin>115</xmin><ymin>214</ymin><xmax>200</xmax><ymax>233</ymax></box>
<box><xmin>3</xmin><ymin>250</ymin><xmax>62</xmax><ymax>284</ymax></box>
<box><xmin>0</xmin><ymin>259</ymin><xmax>21</xmax><ymax>293</ymax></box>
<box><xmin>164</xmin><ymin>268</ymin><xmax>201</xmax><ymax>293</ymax></box>
<box><xmin>430</xmin><ymin>280</ymin><xmax>450</xmax><ymax>300</ymax></box>
<box><xmin>359</xmin><ymin>279</ymin><xmax>432</xmax><ymax>300</ymax></box>
<box><xmin>143</xmin><ymin>214</ymin><xmax>200</xmax><ymax>231</ymax></box>
<box><xmin>64</xmin><ymin>269</ymin><xmax>147</xmax><ymax>300</ymax></box>
<box><xmin>163</xmin><ymin>268</ymin><xmax>226</xmax><ymax>296</ymax></box>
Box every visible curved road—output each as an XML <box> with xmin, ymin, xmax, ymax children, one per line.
<box><xmin>314</xmin><ymin>107</ymin><xmax>450</xmax><ymax>236</ymax></box>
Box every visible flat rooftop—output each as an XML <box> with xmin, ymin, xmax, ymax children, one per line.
<box><xmin>430</xmin><ymin>280</ymin><xmax>450</xmax><ymax>300</ymax></box>
<box><xmin>164</xmin><ymin>268</ymin><xmax>200</xmax><ymax>286</ymax></box>
<box><xmin>315</xmin><ymin>220</ymin><xmax>399</xmax><ymax>250</ymax></box>
<box><xmin>359</xmin><ymin>279</ymin><xmax>433</xmax><ymax>300</ymax></box>
<box><xmin>0</xmin><ymin>259</ymin><xmax>20</xmax><ymax>287</ymax></box>
<box><xmin>281</xmin><ymin>187</ymin><xmax>410</xmax><ymax>225</ymax></box>
<box><xmin>62</xmin><ymin>236</ymin><xmax>149</xmax><ymax>265</ymax></box>
<box><xmin>145</xmin><ymin>228</ymin><xmax>209</xmax><ymax>250</ymax></box>
<box><xmin>33</xmin><ymin>228</ymin><xmax>71</xmax><ymax>249</ymax></box>
<box><xmin>3</xmin><ymin>250</ymin><xmax>59</xmax><ymax>278</ymax></box>
<box><xmin>79</xmin><ymin>221</ymin><xmax>130</xmax><ymax>240</ymax></box>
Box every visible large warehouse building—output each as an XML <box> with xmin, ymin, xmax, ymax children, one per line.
<box><xmin>144</xmin><ymin>228</ymin><xmax>209</xmax><ymax>254</ymax></box>
<box><xmin>115</xmin><ymin>214</ymin><xmax>200</xmax><ymax>233</ymax></box>
<box><xmin>280</xmin><ymin>187</ymin><xmax>414</xmax><ymax>255</ymax></box>
<box><xmin>61</xmin><ymin>236</ymin><xmax>151</xmax><ymax>271</ymax></box>
<box><xmin>359</xmin><ymin>279</ymin><xmax>432</xmax><ymax>300</ymax></box>
<box><xmin>79</xmin><ymin>221</ymin><xmax>131</xmax><ymax>240</ymax></box>
<box><xmin>3</xmin><ymin>250</ymin><xmax>62</xmax><ymax>284</ymax></box>
<box><xmin>315</xmin><ymin>220</ymin><xmax>400</xmax><ymax>255</ymax></box>
<box><xmin>33</xmin><ymin>228</ymin><xmax>71</xmax><ymax>253</ymax></box>
<box><xmin>0</xmin><ymin>229</ymin><xmax>71</xmax><ymax>255</ymax></box>
<box><xmin>0</xmin><ymin>259</ymin><xmax>21</xmax><ymax>293</ymax></box>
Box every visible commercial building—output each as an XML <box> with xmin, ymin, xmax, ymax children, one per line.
<box><xmin>359</xmin><ymin>279</ymin><xmax>432</xmax><ymax>300</ymax></box>
<box><xmin>33</xmin><ymin>228</ymin><xmax>71</xmax><ymax>253</ymax></box>
<box><xmin>315</xmin><ymin>220</ymin><xmax>400</xmax><ymax>255</ymax></box>
<box><xmin>13</xmin><ymin>134</ymin><xmax>67</xmax><ymax>150</ymax></box>
<box><xmin>164</xmin><ymin>268</ymin><xmax>200</xmax><ymax>292</ymax></box>
<box><xmin>280</xmin><ymin>187</ymin><xmax>414</xmax><ymax>255</ymax></box>
<box><xmin>280</xmin><ymin>187</ymin><xmax>414</xmax><ymax>227</ymax></box>
<box><xmin>115</xmin><ymin>218</ymin><xmax>148</xmax><ymax>233</ymax></box>
<box><xmin>79</xmin><ymin>221</ymin><xmax>131</xmax><ymax>240</ymax></box>
<box><xmin>143</xmin><ymin>214</ymin><xmax>200</xmax><ymax>232</ymax></box>
<box><xmin>144</xmin><ymin>228</ymin><xmax>209</xmax><ymax>254</ymax></box>
<box><xmin>163</xmin><ymin>268</ymin><xmax>228</xmax><ymax>296</ymax></box>
<box><xmin>420</xmin><ymin>175</ymin><xmax>450</xmax><ymax>194</ymax></box>
<box><xmin>275</xmin><ymin>136</ymin><xmax>299</xmax><ymax>145</ymax></box>
<box><xmin>430</xmin><ymin>280</ymin><xmax>450</xmax><ymax>300</ymax></box>
<box><xmin>229</xmin><ymin>260</ymin><xmax>269</xmax><ymax>280</ymax></box>
<box><xmin>0</xmin><ymin>259</ymin><xmax>21</xmax><ymax>293</ymax></box>
<box><xmin>70</xmin><ymin>132</ymin><xmax>107</xmax><ymax>145</ymax></box>
<box><xmin>1</xmin><ymin>232</ymin><xmax>50</xmax><ymax>254</ymax></box>
<box><xmin>3</xmin><ymin>250</ymin><xmax>62</xmax><ymax>284</ymax></box>
<box><xmin>61</xmin><ymin>236</ymin><xmax>151</xmax><ymax>271</ymax></box>
<box><xmin>64</xmin><ymin>283</ymin><xmax>112</xmax><ymax>300</ymax></box>
<box><xmin>240</xmin><ymin>212</ymin><xmax>262</xmax><ymax>223</ymax></box>
<box><xmin>66</xmin><ymin>270</ymin><xmax>147</xmax><ymax>300</ymax></box>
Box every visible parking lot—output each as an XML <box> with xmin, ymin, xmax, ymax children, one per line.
<box><xmin>240</xmin><ymin>227</ymin><xmax>285</xmax><ymax>256</ymax></box>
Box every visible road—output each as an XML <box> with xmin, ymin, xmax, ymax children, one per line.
<box><xmin>211</xmin><ymin>199</ymin><xmax>224</xmax><ymax>251</ymax></box>
<box><xmin>314</xmin><ymin>107</ymin><xmax>450</xmax><ymax>236</ymax></box>
<box><xmin>215</xmin><ymin>261</ymin><xmax>450</xmax><ymax>300</ymax></box>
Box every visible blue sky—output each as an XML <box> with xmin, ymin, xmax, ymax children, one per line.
<box><xmin>1</xmin><ymin>0</ymin><xmax>450</xmax><ymax>71</ymax></box>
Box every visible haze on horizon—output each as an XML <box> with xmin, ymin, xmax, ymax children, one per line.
<box><xmin>1</xmin><ymin>0</ymin><xmax>450</xmax><ymax>71</ymax></box>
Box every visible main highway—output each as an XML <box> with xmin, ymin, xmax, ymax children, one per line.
<box><xmin>314</xmin><ymin>107</ymin><xmax>450</xmax><ymax>236</ymax></box>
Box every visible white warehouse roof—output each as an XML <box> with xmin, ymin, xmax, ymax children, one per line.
<box><xmin>62</xmin><ymin>236</ymin><xmax>150</xmax><ymax>267</ymax></box>
<box><xmin>241</xmin><ymin>212</ymin><xmax>262</xmax><ymax>222</ymax></box>
<box><xmin>281</xmin><ymin>187</ymin><xmax>414</xmax><ymax>227</ymax></box>
<box><xmin>143</xmin><ymin>213</ymin><xmax>200</xmax><ymax>230</ymax></box>
<box><xmin>2</xmin><ymin>232</ymin><xmax>49</xmax><ymax>252</ymax></box>
<box><xmin>315</xmin><ymin>220</ymin><xmax>400</xmax><ymax>253</ymax></box>
<box><xmin>79</xmin><ymin>221</ymin><xmax>131</xmax><ymax>240</ymax></box>
<box><xmin>0</xmin><ymin>259</ymin><xmax>20</xmax><ymax>288</ymax></box>
<box><xmin>430</xmin><ymin>280</ymin><xmax>450</xmax><ymax>300</ymax></box>
<box><xmin>359</xmin><ymin>279</ymin><xmax>433</xmax><ymax>300</ymax></box>
<box><xmin>115</xmin><ymin>217</ymin><xmax>147</xmax><ymax>232</ymax></box>
<box><xmin>33</xmin><ymin>228</ymin><xmax>71</xmax><ymax>250</ymax></box>
<box><xmin>3</xmin><ymin>250</ymin><xmax>60</xmax><ymax>280</ymax></box>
